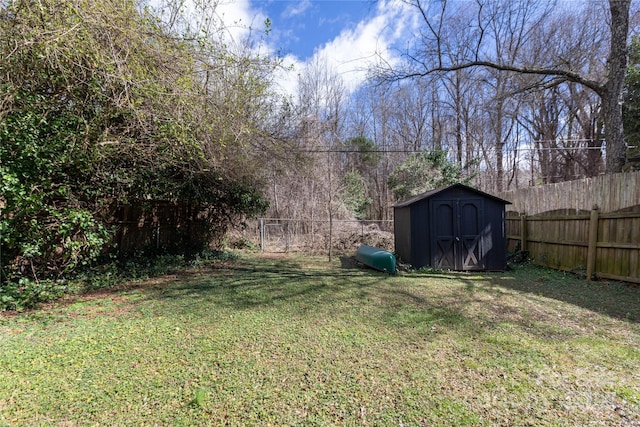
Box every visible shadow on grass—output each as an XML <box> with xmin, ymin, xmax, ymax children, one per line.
<box><xmin>483</xmin><ymin>264</ymin><xmax>640</xmax><ymax>323</ymax></box>
<box><xmin>74</xmin><ymin>253</ymin><xmax>637</xmax><ymax>332</ymax></box>
<box><xmin>144</xmin><ymin>255</ymin><xmax>395</xmax><ymax>316</ymax></box>
<box><xmin>397</xmin><ymin>263</ymin><xmax>640</xmax><ymax>325</ymax></box>
<box><xmin>137</xmin><ymin>255</ymin><xmax>485</xmax><ymax>343</ymax></box>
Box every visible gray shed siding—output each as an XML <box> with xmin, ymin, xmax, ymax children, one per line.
<box><xmin>409</xmin><ymin>199</ymin><xmax>429</xmax><ymax>267</ymax></box>
<box><xmin>394</xmin><ymin>206</ymin><xmax>412</xmax><ymax>264</ymax></box>
<box><xmin>393</xmin><ymin>184</ymin><xmax>510</xmax><ymax>271</ymax></box>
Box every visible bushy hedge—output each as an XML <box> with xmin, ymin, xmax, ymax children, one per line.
<box><xmin>1</xmin><ymin>0</ymin><xmax>278</xmax><ymax>309</ymax></box>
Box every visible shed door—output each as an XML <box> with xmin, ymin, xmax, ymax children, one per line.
<box><xmin>431</xmin><ymin>199</ymin><xmax>484</xmax><ymax>270</ymax></box>
<box><xmin>431</xmin><ymin>201</ymin><xmax>456</xmax><ymax>269</ymax></box>
<box><xmin>459</xmin><ymin>199</ymin><xmax>484</xmax><ymax>270</ymax></box>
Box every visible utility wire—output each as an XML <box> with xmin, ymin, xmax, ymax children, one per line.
<box><xmin>296</xmin><ymin>146</ymin><xmax>624</xmax><ymax>154</ymax></box>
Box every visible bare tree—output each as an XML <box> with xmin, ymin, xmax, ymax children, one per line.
<box><xmin>389</xmin><ymin>82</ymin><xmax>433</xmax><ymax>151</ymax></box>
<box><xmin>262</xmin><ymin>57</ymin><xmax>350</xmax><ymax>255</ymax></box>
<box><xmin>377</xmin><ymin>0</ymin><xmax>631</xmax><ymax>174</ymax></box>
<box><xmin>345</xmin><ymin>84</ymin><xmax>394</xmax><ymax>220</ymax></box>
<box><xmin>519</xmin><ymin>88</ymin><xmax>565</xmax><ymax>183</ymax></box>
<box><xmin>564</xmin><ymin>83</ymin><xmax>606</xmax><ymax>177</ymax></box>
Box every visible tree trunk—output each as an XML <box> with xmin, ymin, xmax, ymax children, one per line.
<box><xmin>455</xmin><ymin>71</ymin><xmax>463</xmax><ymax>168</ymax></box>
<box><xmin>496</xmin><ymin>141</ymin><xmax>505</xmax><ymax>191</ymax></box>
<box><xmin>603</xmin><ymin>0</ymin><xmax>630</xmax><ymax>173</ymax></box>
<box><xmin>327</xmin><ymin>151</ymin><xmax>333</xmax><ymax>261</ymax></box>
<box><xmin>494</xmin><ymin>97</ymin><xmax>505</xmax><ymax>192</ymax></box>
<box><xmin>585</xmin><ymin>119</ymin><xmax>604</xmax><ymax>177</ymax></box>
<box><xmin>602</xmin><ymin>89</ymin><xmax>627</xmax><ymax>173</ymax></box>
<box><xmin>456</xmin><ymin>104</ymin><xmax>463</xmax><ymax>168</ymax></box>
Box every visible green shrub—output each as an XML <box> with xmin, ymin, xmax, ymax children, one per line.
<box><xmin>0</xmin><ymin>249</ymin><xmax>239</xmax><ymax>311</ymax></box>
<box><xmin>0</xmin><ymin>278</ymin><xmax>68</xmax><ymax>311</ymax></box>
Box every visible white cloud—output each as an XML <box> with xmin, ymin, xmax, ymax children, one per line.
<box><xmin>212</xmin><ymin>0</ymin><xmax>268</xmax><ymax>49</ymax></box>
<box><xmin>273</xmin><ymin>54</ymin><xmax>304</xmax><ymax>99</ymax></box>
<box><xmin>309</xmin><ymin>0</ymin><xmax>418</xmax><ymax>93</ymax></box>
<box><xmin>282</xmin><ymin>0</ymin><xmax>313</xmax><ymax>18</ymax></box>
<box><xmin>269</xmin><ymin>0</ymin><xmax>420</xmax><ymax>97</ymax></box>
<box><xmin>147</xmin><ymin>0</ymin><xmax>265</xmax><ymax>50</ymax></box>
<box><xmin>147</xmin><ymin>0</ymin><xmax>419</xmax><ymax>97</ymax></box>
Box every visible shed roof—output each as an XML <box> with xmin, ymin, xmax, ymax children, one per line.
<box><xmin>393</xmin><ymin>183</ymin><xmax>512</xmax><ymax>208</ymax></box>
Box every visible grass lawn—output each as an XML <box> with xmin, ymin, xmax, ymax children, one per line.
<box><xmin>1</xmin><ymin>252</ymin><xmax>639</xmax><ymax>426</ymax></box>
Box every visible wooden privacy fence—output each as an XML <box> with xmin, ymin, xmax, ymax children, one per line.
<box><xmin>497</xmin><ymin>171</ymin><xmax>640</xmax><ymax>215</ymax></box>
<box><xmin>108</xmin><ymin>202</ymin><xmax>210</xmax><ymax>254</ymax></box>
<box><xmin>507</xmin><ymin>207</ymin><xmax>640</xmax><ymax>284</ymax></box>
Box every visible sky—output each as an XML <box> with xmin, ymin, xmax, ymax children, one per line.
<box><xmin>260</xmin><ymin>0</ymin><xmax>381</xmax><ymax>60</ymax></box>
<box><xmin>200</xmin><ymin>0</ymin><xmax>421</xmax><ymax>96</ymax></box>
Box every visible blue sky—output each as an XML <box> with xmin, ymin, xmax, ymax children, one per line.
<box><xmin>201</xmin><ymin>0</ymin><xmax>420</xmax><ymax>94</ymax></box>
<box><xmin>149</xmin><ymin>0</ymin><xmax>419</xmax><ymax>94</ymax></box>
<box><xmin>259</xmin><ymin>0</ymin><xmax>379</xmax><ymax>60</ymax></box>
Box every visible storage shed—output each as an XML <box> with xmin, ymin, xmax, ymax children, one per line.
<box><xmin>394</xmin><ymin>183</ymin><xmax>511</xmax><ymax>271</ymax></box>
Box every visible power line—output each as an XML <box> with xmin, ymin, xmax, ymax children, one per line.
<box><xmin>294</xmin><ymin>146</ymin><xmax>627</xmax><ymax>154</ymax></box>
<box><xmin>299</xmin><ymin>149</ymin><xmax>421</xmax><ymax>153</ymax></box>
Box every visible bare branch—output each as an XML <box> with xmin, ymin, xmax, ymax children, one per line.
<box><xmin>400</xmin><ymin>60</ymin><xmax>603</xmax><ymax>94</ymax></box>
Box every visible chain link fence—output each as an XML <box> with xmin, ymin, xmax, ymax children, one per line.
<box><xmin>234</xmin><ymin>219</ymin><xmax>394</xmax><ymax>255</ymax></box>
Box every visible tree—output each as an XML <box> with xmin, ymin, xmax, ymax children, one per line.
<box><xmin>623</xmin><ymin>34</ymin><xmax>640</xmax><ymax>167</ymax></box>
<box><xmin>1</xmin><ymin>0</ymin><xmax>278</xmax><ymax>281</ymax></box>
<box><xmin>388</xmin><ymin>149</ymin><xmax>469</xmax><ymax>200</ymax></box>
<box><xmin>378</xmin><ymin>0</ymin><xmax>631</xmax><ymax>174</ymax></box>
<box><xmin>339</xmin><ymin>136</ymin><xmax>381</xmax><ymax>174</ymax></box>
<box><xmin>341</xmin><ymin>172</ymin><xmax>371</xmax><ymax>219</ymax></box>
<box><xmin>388</xmin><ymin>82</ymin><xmax>433</xmax><ymax>152</ymax></box>
<box><xmin>338</xmin><ymin>136</ymin><xmax>380</xmax><ymax>219</ymax></box>
<box><xmin>353</xmin><ymin>83</ymin><xmax>397</xmax><ymax>221</ymax></box>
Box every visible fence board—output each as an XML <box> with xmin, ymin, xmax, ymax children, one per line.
<box><xmin>497</xmin><ymin>171</ymin><xmax>640</xmax><ymax>215</ymax></box>
<box><xmin>507</xmin><ymin>209</ymin><xmax>640</xmax><ymax>284</ymax></box>
<box><xmin>108</xmin><ymin>202</ymin><xmax>210</xmax><ymax>254</ymax></box>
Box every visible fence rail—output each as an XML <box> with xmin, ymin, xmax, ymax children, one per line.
<box><xmin>507</xmin><ymin>207</ymin><xmax>640</xmax><ymax>284</ymax></box>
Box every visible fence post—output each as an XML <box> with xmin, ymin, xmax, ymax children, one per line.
<box><xmin>586</xmin><ymin>205</ymin><xmax>600</xmax><ymax>280</ymax></box>
<box><xmin>259</xmin><ymin>218</ymin><xmax>265</xmax><ymax>252</ymax></box>
<box><xmin>285</xmin><ymin>221</ymin><xmax>290</xmax><ymax>252</ymax></box>
<box><xmin>520</xmin><ymin>212</ymin><xmax>527</xmax><ymax>252</ymax></box>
